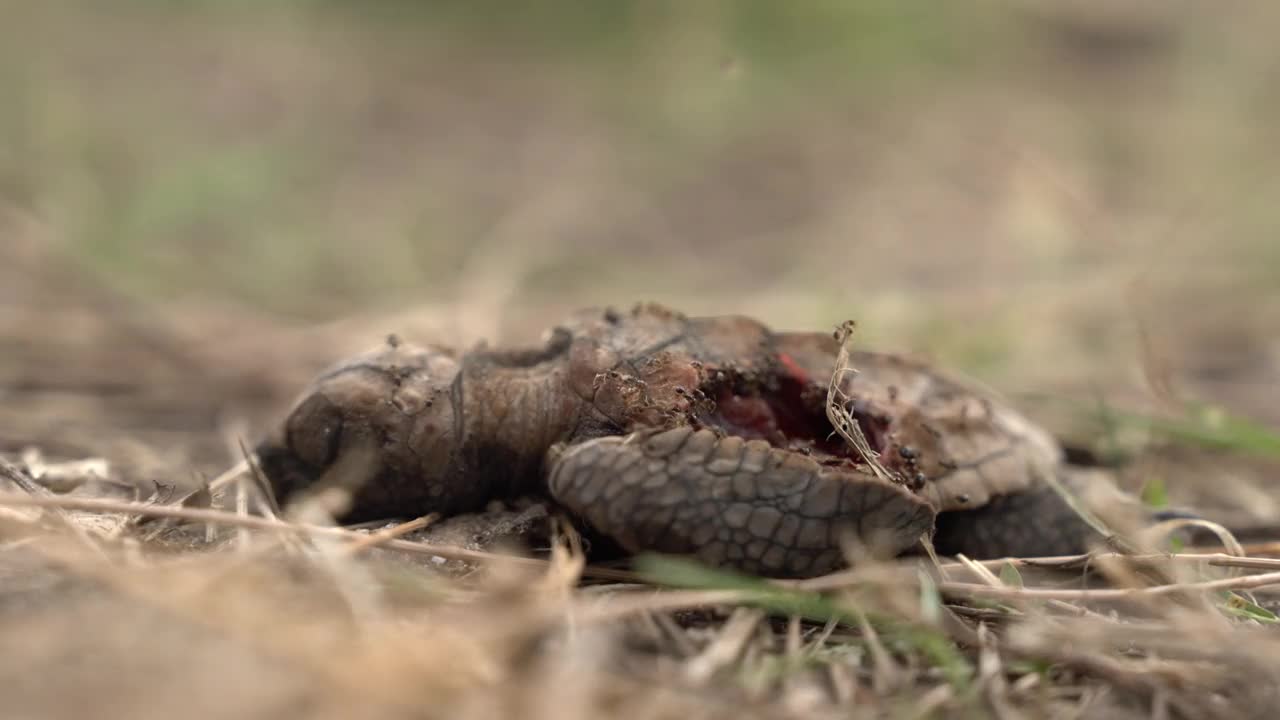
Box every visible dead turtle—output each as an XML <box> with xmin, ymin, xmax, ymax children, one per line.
<box><xmin>255</xmin><ymin>303</ymin><xmax>1139</xmax><ymax>578</ymax></box>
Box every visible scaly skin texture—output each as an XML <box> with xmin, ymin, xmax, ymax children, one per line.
<box><xmin>256</xmin><ymin>303</ymin><xmax>1109</xmax><ymax>576</ymax></box>
<box><xmin>547</xmin><ymin>426</ymin><xmax>935</xmax><ymax>578</ymax></box>
<box><xmin>931</xmin><ymin>480</ymin><xmax>1098</xmax><ymax>560</ymax></box>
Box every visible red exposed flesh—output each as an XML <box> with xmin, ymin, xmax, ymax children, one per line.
<box><xmin>705</xmin><ymin>372</ymin><xmax>890</xmax><ymax>465</ymax></box>
<box><xmin>776</xmin><ymin>352</ymin><xmax>810</xmax><ymax>385</ymax></box>
<box><xmin>714</xmin><ymin>394</ymin><xmax>780</xmax><ymax>438</ymax></box>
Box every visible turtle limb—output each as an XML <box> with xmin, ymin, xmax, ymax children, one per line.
<box><xmin>929</xmin><ymin>472</ymin><xmax>1116</xmax><ymax>559</ymax></box>
<box><xmin>546</xmin><ymin>426</ymin><xmax>936</xmax><ymax>578</ymax></box>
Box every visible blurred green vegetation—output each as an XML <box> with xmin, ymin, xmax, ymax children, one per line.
<box><xmin>3</xmin><ymin>1</ymin><xmax>1278</xmax><ymax>422</ymax></box>
<box><xmin>4</xmin><ymin>1</ymin><xmax>1006</xmax><ymax>313</ymax></box>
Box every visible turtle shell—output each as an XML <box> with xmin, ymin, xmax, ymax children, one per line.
<box><xmin>772</xmin><ymin>332</ymin><xmax>1063</xmax><ymax>514</ymax></box>
<box><xmin>256</xmin><ymin>304</ymin><xmax>1087</xmax><ymax>571</ymax></box>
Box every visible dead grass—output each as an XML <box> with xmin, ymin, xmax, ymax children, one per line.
<box><xmin>3</xmin><ymin>2</ymin><xmax>1280</xmax><ymax>718</ymax></box>
<box><xmin>5</xmin><ymin>448</ymin><xmax>1280</xmax><ymax>720</ymax></box>
<box><xmin>5</xmin><ymin>267</ymin><xmax>1276</xmax><ymax>717</ymax></box>
<box><xmin>2</xmin><ymin>302</ymin><xmax>1279</xmax><ymax>718</ymax></box>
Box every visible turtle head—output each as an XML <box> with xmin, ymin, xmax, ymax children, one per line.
<box><xmin>255</xmin><ymin>337</ymin><xmax>470</xmax><ymax>522</ymax></box>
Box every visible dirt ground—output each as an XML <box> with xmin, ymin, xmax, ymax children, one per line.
<box><xmin>3</xmin><ymin>2</ymin><xmax>1280</xmax><ymax>718</ymax></box>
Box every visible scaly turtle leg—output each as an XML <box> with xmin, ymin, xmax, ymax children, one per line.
<box><xmin>929</xmin><ymin>477</ymin><xmax>1105</xmax><ymax>559</ymax></box>
<box><xmin>546</xmin><ymin>426</ymin><xmax>936</xmax><ymax>578</ymax></box>
<box><xmin>927</xmin><ymin>469</ymin><xmax>1165</xmax><ymax>559</ymax></box>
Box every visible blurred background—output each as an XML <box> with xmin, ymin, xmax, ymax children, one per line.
<box><xmin>2</xmin><ymin>1</ymin><xmax>1278</xmax><ymax>519</ymax></box>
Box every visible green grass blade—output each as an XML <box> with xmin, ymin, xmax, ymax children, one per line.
<box><xmin>634</xmin><ymin>554</ymin><xmax>974</xmax><ymax>689</ymax></box>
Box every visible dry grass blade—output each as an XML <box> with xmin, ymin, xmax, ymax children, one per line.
<box><xmin>1140</xmin><ymin>517</ymin><xmax>1246</xmax><ymax>559</ymax></box>
<box><xmin>17</xmin><ymin>448</ymin><xmax>111</xmax><ymax>492</ymax></box>
<box><xmin>207</xmin><ymin>457</ymin><xmax>251</xmax><ymax>494</ymax></box>
<box><xmin>305</xmin><ymin>524</ymin><xmax>388</xmax><ymax>623</ymax></box>
<box><xmin>941</xmin><ymin>569</ymin><xmax>1280</xmax><ymax>601</ymax></box>
<box><xmin>1</xmin><ymin>457</ymin><xmax>115</xmax><ymax>560</ymax></box>
<box><xmin>1</xmin><ymin>457</ymin><xmax>55</xmax><ymax>499</ymax></box>
<box><xmin>5</xmin><ymin>6</ymin><xmax>1280</xmax><ymax>718</ymax></box>
<box><xmin>571</xmin><ymin>588</ymin><xmax>748</xmax><ymax>625</ymax></box>
<box><xmin>1041</xmin><ymin>471</ymin><xmax>1123</xmax><ymax>549</ymax></box>
<box><xmin>238</xmin><ymin>438</ymin><xmax>284</xmax><ymax>519</ymax></box>
<box><xmin>685</xmin><ymin>607</ymin><xmax>764</xmax><ymax>685</ymax></box>
<box><xmin>1208</xmin><ymin>556</ymin><xmax>1280</xmax><ymax>570</ymax></box>
<box><xmin>235</xmin><ymin>473</ymin><xmax>252</xmax><ymax>552</ymax></box>
<box><xmin>975</xmin><ymin>624</ymin><xmax>1018</xmax><ymax>720</ymax></box>
<box><xmin>0</xmin><ymin>457</ymin><xmax>50</xmax><ymax>525</ymax></box>
<box><xmin>825</xmin><ymin>320</ymin><xmax>895</xmax><ymax>483</ymax></box>
<box><xmin>853</xmin><ymin>605</ymin><xmax>902</xmax><ymax>694</ymax></box>
<box><xmin>340</xmin><ymin>514</ymin><xmax>439</xmax><ymax>557</ymax></box>
<box><xmin>956</xmin><ymin>553</ymin><xmax>1005</xmax><ymax>588</ymax></box>
<box><xmin>906</xmin><ymin>683</ymin><xmax>955</xmax><ymax>720</ymax></box>
<box><xmin>0</xmin><ymin>492</ymin><xmax>640</xmax><ymax>581</ymax></box>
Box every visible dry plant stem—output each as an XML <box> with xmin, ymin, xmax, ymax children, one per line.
<box><xmin>1230</xmin><ymin>541</ymin><xmax>1280</xmax><ymax>556</ymax></box>
<box><xmin>1143</xmin><ymin>518</ymin><xmax>1245</xmax><ymax>559</ymax></box>
<box><xmin>0</xmin><ymin>492</ymin><xmax>639</xmax><ymax>582</ymax></box>
<box><xmin>825</xmin><ymin>321</ymin><xmax>895</xmax><ymax>483</ymax></box>
<box><xmin>685</xmin><ymin>607</ymin><xmax>764</xmax><ymax>684</ymax></box>
<box><xmin>309</xmin><ymin>540</ymin><xmax>387</xmax><ymax>622</ymax></box>
<box><xmin>975</xmin><ymin>625</ymin><xmax>1016</xmax><ymax>720</ymax></box>
<box><xmin>907</xmin><ymin>684</ymin><xmax>954</xmax><ymax>720</ymax></box>
<box><xmin>802</xmin><ymin>617</ymin><xmax>840</xmax><ymax>658</ymax></box>
<box><xmin>825</xmin><ymin>662</ymin><xmax>856</xmax><ymax>705</ymax></box>
<box><xmin>955</xmin><ymin>554</ymin><xmax>1004</xmax><ymax>587</ymax></box>
<box><xmin>239</xmin><ymin>437</ymin><xmax>285</xmax><ymax>519</ymax></box>
<box><xmin>1042</xmin><ymin>471</ymin><xmax>1117</xmax><ymax>543</ymax></box>
<box><xmin>1017</xmin><ymin>646</ymin><xmax>1208</xmax><ymax>719</ymax></box>
<box><xmin>950</xmin><ymin>553</ymin><xmax>1117</xmax><ymax>621</ymax></box>
<box><xmin>207</xmin><ymin>458</ymin><xmax>250</xmax><ymax>493</ymax></box>
<box><xmin>854</xmin><ymin>605</ymin><xmax>900</xmax><ymax>693</ymax></box>
<box><xmin>340</xmin><ymin>514</ymin><xmax>439</xmax><ymax>557</ymax></box>
<box><xmin>940</xmin><ymin>569</ymin><xmax>1280</xmax><ymax>601</ymax></box>
<box><xmin>4</xmin><ymin>494</ymin><xmax>1276</xmax><ymax>603</ymax></box>
<box><xmin>1206</xmin><ymin>556</ymin><xmax>1280</xmax><ymax>570</ymax></box>
<box><xmin>784</xmin><ymin>615</ymin><xmax>802</xmax><ymax>659</ymax></box>
<box><xmin>0</xmin><ymin>457</ymin><xmax>54</xmax><ymax>496</ymax></box>
<box><xmin>650</xmin><ymin>610</ymin><xmax>701</xmax><ymax>658</ymax></box>
<box><xmin>235</xmin><ymin>474</ymin><xmax>251</xmax><ymax>552</ymax></box>
<box><xmin>13</xmin><ymin>532</ymin><xmax>441</xmax><ymax>711</ymax></box>
<box><xmin>0</xmin><ymin>458</ymin><xmax>113</xmax><ymax>562</ymax></box>
<box><xmin>794</xmin><ymin>551</ymin><xmax>1273</xmax><ymax>593</ymax></box>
